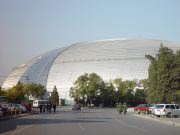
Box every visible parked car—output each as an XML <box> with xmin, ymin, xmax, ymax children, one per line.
<box><xmin>134</xmin><ymin>104</ymin><xmax>151</xmax><ymax>114</ymax></box>
<box><xmin>72</xmin><ymin>104</ymin><xmax>81</xmax><ymax>110</ymax></box>
<box><xmin>0</xmin><ymin>103</ymin><xmax>8</xmax><ymax>115</ymax></box>
<box><xmin>16</xmin><ymin>104</ymin><xmax>27</xmax><ymax>113</ymax></box>
<box><xmin>21</xmin><ymin>103</ymin><xmax>32</xmax><ymax>112</ymax></box>
<box><xmin>149</xmin><ymin>104</ymin><xmax>157</xmax><ymax>114</ymax></box>
<box><xmin>88</xmin><ymin>104</ymin><xmax>95</xmax><ymax>108</ymax></box>
<box><xmin>154</xmin><ymin>104</ymin><xmax>180</xmax><ymax>117</ymax></box>
<box><xmin>8</xmin><ymin>103</ymin><xmax>21</xmax><ymax>114</ymax></box>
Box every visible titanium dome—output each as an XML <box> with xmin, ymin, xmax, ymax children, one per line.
<box><xmin>2</xmin><ymin>39</ymin><xmax>180</xmax><ymax>103</ymax></box>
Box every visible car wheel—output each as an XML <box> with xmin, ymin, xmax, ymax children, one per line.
<box><xmin>167</xmin><ymin>112</ymin><xmax>172</xmax><ymax>118</ymax></box>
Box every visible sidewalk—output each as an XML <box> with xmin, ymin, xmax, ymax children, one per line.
<box><xmin>0</xmin><ymin>113</ymin><xmax>32</xmax><ymax>121</ymax></box>
<box><xmin>133</xmin><ymin>113</ymin><xmax>180</xmax><ymax>127</ymax></box>
<box><xmin>0</xmin><ymin>108</ymin><xmax>40</xmax><ymax>121</ymax></box>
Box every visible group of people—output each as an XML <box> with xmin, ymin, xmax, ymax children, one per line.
<box><xmin>116</xmin><ymin>103</ymin><xmax>127</xmax><ymax>114</ymax></box>
<box><xmin>39</xmin><ymin>103</ymin><xmax>56</xmax><ymax>113</ymax></box>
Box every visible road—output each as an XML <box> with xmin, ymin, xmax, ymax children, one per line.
<box><xmin>0</xmin><ymin>107</ymin><xmax>180</xmax><ymax>135</ymax></box>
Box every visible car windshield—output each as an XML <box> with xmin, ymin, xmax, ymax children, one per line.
<box><xmin>156</xmin><ymin>105</ymin><xmax>164</xmax><ymax>109</ymax></box>
<box><xmin>145</xmin><ymin>104</ymin><xmax>150</xmax><ymax>107</ymax></box>
<box><xmin>137</xmin><ymin>104</ymin><xmax>145</xmax><ymax>107</ymax></box>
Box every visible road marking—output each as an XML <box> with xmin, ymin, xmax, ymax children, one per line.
<box><xmin>78</xmin><ymin>113</ymin><xmax>85</xmax><ymax>131</ymax></box>
<box><xmin>78</xmin><ymin>123</ymin><xmax>85</xmax><ymax>131</ymax></box>
<box><xmin>106</xmin><ymin>113</ymin><xmax>149</xmax><ymax>133</ymax></box>
<box><xmin>9</xmin><ymin>125</ymin><xmax>32</xmax><ymax>135</ymax></box>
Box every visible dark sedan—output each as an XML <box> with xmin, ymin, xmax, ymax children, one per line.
<box><xmin>72</xmin><ymin>104</ymin><xmax>81</xmax><ymax>110</ymax></box>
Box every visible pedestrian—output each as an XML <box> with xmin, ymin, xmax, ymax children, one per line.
<box><xmin>49</xmin><ymin>103</ymin><xmax>52</xmax><ymax>113</ymax></box>
<box><xmin>116</xmin><ymin>103</ymin><xmax>123</xmax><ymax>114</ymax></box>
<box><xmin>119</xmin><ymin>103</ymin><xmax>123</xmax><ymax>114</ymax></box>
<box><xmin>28</xmin><ymin>103</ymin><xmax>32</xmax><ymax>112</ymax></box>
<box><xmin>39</xmin><ymin>104</ymin><xmax>42</xmax><ymax>113</ymax></box>
<box><xmin>43</xmin><ymin>104</ymin><xmax>46</xmax><ymax>113</ymax></box>
<box><xmin>46</xmin><ymin>103</ymin><xmax>49</xmax><ymax>112</ymax></box>
<box><xmin>123</xmin><ymin>103</ymin><xmax>127</xmax><ymax>114</ymax></box>
<box><xmin>53</xmin><ymin>104</ymin><xmax>56</xmax><ymax>113</ymax></box>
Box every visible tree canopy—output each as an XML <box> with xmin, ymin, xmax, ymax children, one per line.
<box><xmin>70</xmin><ymin>73</ymin><xmax>104</xmax><ymax>104</ymax></box>
<box><xmin>145</xmin><ymin>44</ymin><xmax>180</xmax><ymax>103</ymax></box>
<box><xmin>69</xmin><ymin>73</ymin><xmax>143</xmax><ymax>107</ymax></box>
<box><xmin>50</xmin><ymin>85</ymin><xmax>59</xmax><ymax>105</ymax></box>
<box><xmin>25</xmin><ymin>83</ymin><xmax>46</xmax><ymax>99</ymax></box>
<box><xmin>5</xmin><ymin>81</ymin><xmax>27</xmax><ymax>103</ymax></box>
<box><xmin>0</xmin><ymin>86</ymin><xmax>6</xmax><ymax>96</ymax></box>
<box><xmin>4</xmin><ymin>82</ymin><xmax>46</xmax><ymax>103</ymax></box>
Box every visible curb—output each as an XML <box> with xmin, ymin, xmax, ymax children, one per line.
<box><xmin>133</xmin><ymin>114</ymin><xmax>180</xmax><ymax>127</ymax></box>
<box><xmin>0</xmin><ymin>113</ymin><xmax>35</xmax><ymax>121</ymax></box>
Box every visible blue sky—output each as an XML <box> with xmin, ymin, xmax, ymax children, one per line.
<box><xmin>0</xmin><ymin>0</ymin><xmax>180</xmax><ymax>84</ymax></box>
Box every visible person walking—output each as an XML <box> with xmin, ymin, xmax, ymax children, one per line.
<box><xmin>39</xmin><ymin>104</ymin><xmax>42</xmax><ymax>113</ymax></box>
<box><xmin>46</xmin><ymin>103</ymin><xmax>49</xmax><ymax>112</ymax></box>
<box><xmin>123</xmin><ymin>103</ymin><xmax>127</xmax><ymax>114</ymax></box>
<box><xmin>49</xmin><ymin>103</ymin><xmax>52</xmax><ymax>113</ymax></box>
<box><xmin>117</xmin><ymin>103</ymin><xmax>123</xmax><ymax>114</ymax></box>
<box><xmin>43</xmin><ymin>104</ymin><xmax>46</xmax><ymax>113</ymax></box>
<box><xmin>120</xmin><ymin>103</ymin><xmax>124</xmax><ymax>114</ymax></box>
<box><xmin>53</xmin><ymin>104</ymin><xmax>56</xmax><ymax>113</ymax></box>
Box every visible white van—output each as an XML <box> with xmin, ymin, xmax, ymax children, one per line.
<box><xmin>154</xmin><ymin>104</ymin><xmax>180</xmax><ymax>117</ymax></box>
<box><xmin>33</xmin><ymin>100</ymin><xmax>48</xmax><ymax>108</ymax></box>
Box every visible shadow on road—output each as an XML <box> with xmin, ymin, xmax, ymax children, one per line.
<box><xmin>0</xmin><ymin>114</ymin><xmax>106</xmax><ymax>134</ymax></box>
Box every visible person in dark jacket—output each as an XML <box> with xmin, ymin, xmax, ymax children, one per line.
<box><xmin>49</xmin><ymin>103</ymin><xmax>52</xmax><ymax>113</ymax></box>
<box><xmin>53</xmin><ymin>104</ymin><xmax>56</xmax><ymax>113</ymax></box>
<box><xmin>43</xmin><ymin>104</ymin><xmax>46</xmax><ymax>113</ymax></box>
<box><xmin>39</xmin><ymin>104</ymin><xmax>42</xmax><ymax>113</ymax></box>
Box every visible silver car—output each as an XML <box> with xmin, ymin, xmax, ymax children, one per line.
<box><xmin>154</xmin><ymin>104</ymin><xmax>180</xmax><ymax>117</ymax></box>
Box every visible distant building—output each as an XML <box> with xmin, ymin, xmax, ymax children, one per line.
<box><xmin>2</xmin><ymin>39</ymin><xmax>180</xmax><ymax>104</ymax></box>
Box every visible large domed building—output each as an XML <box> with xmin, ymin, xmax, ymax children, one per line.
<box><xmin>2</xmin><ymin>39</ymin><xmax>180</xmax><ymax>104</ymax></box>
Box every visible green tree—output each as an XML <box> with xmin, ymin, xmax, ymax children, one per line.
<box><xmin>99</xmin><ymin>82</ymin><xmax>116</xmax><ymax>107</ymax></box>
<box><xmin>113</xmin><ymin>78</ymin><xmax>125</xmax><ymax>103</ymax></box>
<box><xmin>145</xmin><ymin>53</ymin><xmax>159</xmax><ymax>103</ymax></box>
<box><xmin>146</xmin><ymin>44</ymin><xmax>180</xmax><ymax>103</ymax></box>
<box><xmin>50</xmin><ymin>85</ymin><xmax>59</xmax><ymax>105</ymax></box>
<box><xmin>124</xmin><ymin>89</ymin><xmax>134</xmax><ymax>106</ymax></box>
<box><xmin>6</xmin><ymin>81</ymin><xmax>26</xmax><ymax>103</ymax></box>
<box><xmin>171</xmin><ymin>50</ymin><xmax>180</xmax><ymax>102</ymax></box>
<box><xmin>0</xmin><ymin>86</ymin><xmax>6</xmax><ymax>96</ymax></box>
<box><xmin>113</xmin><ymin>78</ymin><xmax>136</xmax><ymax>104</ymax></box>
<box><xmin>25</xmin><ymin>83</ymin><xmax>46</xmax><ymax>99</ymax></box>
<box><xmin>69</xmin><ymin>73</ymin><xmax>89</xmax><ymax>102</ymax></box>
<box><xmin>134</xmin><ymin>89</ymin><xmax>147</xmax><ymax>105</ymax></box>
<box><xmin>87</xmin><ymin>73</ymin><xmax>103</xmax><ymax>104</ymax></box>
<box><xmin>70</xmin><ymin>73</ymin><xmax>104</xmax><ymax>105</ymax></box>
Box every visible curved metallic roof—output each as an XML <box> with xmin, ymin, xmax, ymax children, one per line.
<box><xmin>2</xmin><ymin>47</ymin><xmax>66</xmax><ymax>89</ymax></box>
<box><xmin>46</xmin><ymin>39</ymin><xmax>179</xmax><ymax>99</ymax></box>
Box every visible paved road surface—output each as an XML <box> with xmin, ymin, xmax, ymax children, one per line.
<box><xmin>0</xmin><ymin>107</ymin><xmax>180</xmax><ymax>135</ymax></box>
